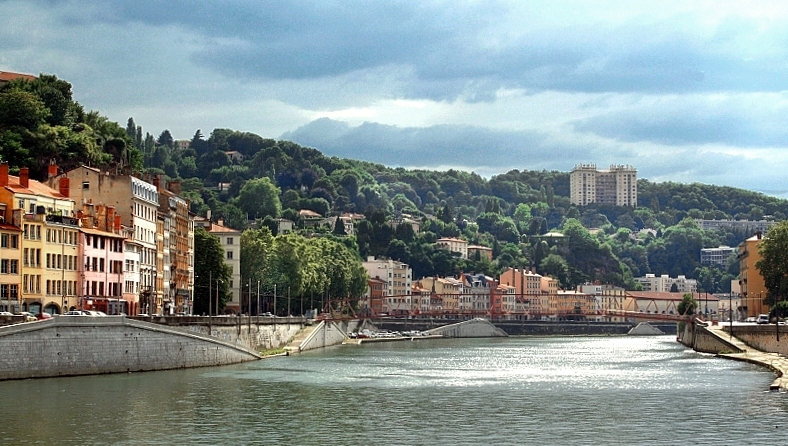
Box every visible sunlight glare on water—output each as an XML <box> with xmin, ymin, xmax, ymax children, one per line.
<box><xmin>1</xmin><ymin>335</ymin><xmax>786</xmax><ymax>446</ymax></box>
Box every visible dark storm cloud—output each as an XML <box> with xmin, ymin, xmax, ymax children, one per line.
<box><xmin>40</xmin><ymin>0</ymin><xmax>788</xmax><ymax>99</ymax></box>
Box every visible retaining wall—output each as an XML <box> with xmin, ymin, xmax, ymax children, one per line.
<box><xmin>426</xmin><ymin>318</ymin><xmax>508</xmax><ymax>337</ymax></box>
<box><xmin>128</xmin><ymin>315</ymin><xmax>305</xmax><ymax>351</ymax></box>
<box><xmin>298</xmin><ymin>321</ymin><xmax>347</xmax><ymax>352</ymax></box>
<box><xmin>721</xmin><ymin>325</ymin><xmax>788</xmax><ymax>355</ymax></box>
<box><xmin>0</xmin><ymin>316</ymin><xmax>262</xmax><ymax>380</ymax></box>
<box><xmin>376</xmin><ymin>319</ymin><xmax>677</xmax><ymax>335</ymax></box>
<box><xmin>677</xmin><ymin>320</ymin><xmax>744</xmax><ymax>354</ymax></box>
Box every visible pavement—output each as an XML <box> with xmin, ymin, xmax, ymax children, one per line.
<box><xmin>705</xmin><ymin>324</ymin><xmax>788</xmax><ymax>391</ymax></box>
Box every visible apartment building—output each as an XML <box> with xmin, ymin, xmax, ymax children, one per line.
<box><xmin>634</xmin><ymin>274</ymin><xmax>697</xmax><ymax>294</ymax></box>
<box><xmin>208</xmin><ymin>221</ymin><xmax>241</xmax><ymax>313</ymax></box>
<box><xmin>51</xmin><ymin>166</ymin><xmax>159</xmax><ymax>314</ymax></box>
<box><xmin>570</xmin><ymin>164</ymin><xmax>637</xmax><ymax>206</ymax></box>
<box><xmin>79</xmin><ymin>203</ymin><xmax>126</xmax><ymax>315</ymax></box>
<box><xmin>0</xmin><ymin>220</ymin><xmax>20</xmax><ymax>313</ymax></box>
<box><xmin>700</xmin><ymin>246</ymin><xmax>735</xmax><ymax>266</ymax></box>
<box><xmin>436</xmin><ymin>237</ymin><xmax>468</xmax><ymax>259</ymax></box>
<box><xmin>738</xmin><ymin>233</ymin><xmax>769</xmax><ymax>318</ymax></box>
<box><xmin>362</xmin><ymin>257</ymin><xmax>412</xmax><ymax>315</ymax></box>
<box><xmin>0</xmin><ymin>165</ymin><xmax>77</xmax><ymax>314</ymax></box>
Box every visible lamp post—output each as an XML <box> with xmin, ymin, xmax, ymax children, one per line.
<box><xmin>215</xmin><ymin>278</ymin><xmax>222</xmax><ymax>317</ymax></box>
<box><xmin>729</xmin><ymin>291</ymin><xmax>733</xmax><ymax>337</ymax></box>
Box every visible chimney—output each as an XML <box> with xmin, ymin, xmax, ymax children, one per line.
<box><xmin>107</xmin><ymin>206</ymin><xmax>115</xmax><ymax>231</ymax></box>
<box><xmin>97</xmin><ymin>204</ymin><xmax>107</xmax><ymax>231</ymax></box>
<box><xmin>168</xmin><ymin>180</ymin><xmax>181</xmax><ymax>195</ymax></box>
<box><xmin>19</xmin><ymin>167</ymin><xmax>29</xmax><ymax>188</ymax></box>
<box><xmin>0</xmin><ymin>163</ymin><xmax>7</xmax><ymax>187</ymax></box>
<box><xmin>757</xmin><ymin>231</ymin><xmax>762</xmax><ymax>240</ymax></box>
<box><xmin>114</xmin><ymin>215</ymin><xmax>121</xmax><ymax>231</ymax></box>
<box><xmin>59</xmin><ymin>177</ymin><xmax>70</xmax><ymax>198</ymax></box>
<box><xmin>48</xmin><ymin>164</ymin><xmax>58</xmax><ymax>178</ymax></box>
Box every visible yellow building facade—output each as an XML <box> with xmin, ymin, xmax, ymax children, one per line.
<box><xmin>738</xmin><ymin>233</ymin><xmax>769</xmax><ymax>318</ymax></box>
<box><xmin>0</xmin><ymin>166</ymin><xmax>77</xmax><ymax>314</ymax></box>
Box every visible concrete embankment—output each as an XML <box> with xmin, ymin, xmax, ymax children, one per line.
<box><xmin>679</xmin><ymin>320</ymin><xmax>788</xmax><ymax>390</ymax></box>
<box><xmin>0</xmin><ymin>316</ymin><xmax>262</xmax><ymax>380</ymax></box>
<box><xmin>377</xmin><ymin>319</ymin><xmax>676</xmax><ymax>336</ymax></box>
<box><xmin>128</xmin><ymin>315</ymin><xmax>304</xmax><ymax>351</ymax></box>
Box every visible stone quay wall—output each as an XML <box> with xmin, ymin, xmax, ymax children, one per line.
<box><xmin>0</xmin><ymin>316</ymin><xmax>262</xmax><ymax>380</ymax></box>
<box><xmin>721</xmin><ymin>325</ymin><xmax>788</xmax><ymax>355</ymax></box>
<box><xmin>376</xmin><ymin>319</ymin><xmax>674</xmax><ymax>335</ymax></box>
<box><xmin>677</xmin><ymin>320</ymin><xmax>745</xmax><ymax>354</ymax></box>
<box><xmin>128</xmin><ymin>315</ymin><xmax>305</xmax><ymax>351</ymax></box>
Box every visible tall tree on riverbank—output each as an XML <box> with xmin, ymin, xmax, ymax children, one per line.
<box><xmin>194</xmin><ymin>227</ymin><xmax>232</xmax><ymax>315</ymax></box>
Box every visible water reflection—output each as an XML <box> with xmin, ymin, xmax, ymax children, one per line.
<box><xmin>0</xmin><ymin>336</ymin><xmax>785</xmax><ymax>445</ymax></box>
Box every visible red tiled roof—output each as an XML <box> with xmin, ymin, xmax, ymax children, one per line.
<box><xmin>207</xmin><ymin>222</ymin><xmax>240</xmax><ymax>233</ymax></box>
<box><xmin>5</xmin><ymin>175</ymin><xmax>69</xmax><ymax>200</ymax></box>
<box><xmin>0</xmin><ymin>71</ymin><xmax>36</xmax><ymax>83</ymax></box>
<box><xmin>0</xmin><ymin>223</ymin><xmax>21</xmax><ymax>231</ymax></box>
<box><xmin>626</xmin><ymin>291</ymin><xmax>718</xmax><ymax>301</ymax></box>
<box><xmin>80</xmin><ymin>226</ymin><xmax>125</xmax><ymax>238</ymax></box>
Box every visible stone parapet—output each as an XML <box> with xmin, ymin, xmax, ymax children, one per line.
<box><xmin>0</xmin><ymin>316</ymin><xmax>263</xmax><ymax>380</ymax></box>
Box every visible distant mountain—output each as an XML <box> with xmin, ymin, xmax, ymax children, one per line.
<box><xmin>280</xmin><ymin>118</ymin><xmax>562</xmax><ymax>174</ymax></box>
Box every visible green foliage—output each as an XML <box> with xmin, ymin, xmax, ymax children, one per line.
<box><xmin>193</xmin><ymin>228</ymin><xmax>232</xmax><ymax>314</ymax></box>
<box><xmin>678</xmin><ymin>293</ymin><xmax>697</xmax><ymax>315</ymax></box>
<box><xmin>236</xmin><ymin>177</ymin><xmax>282</xmax><ymax>219</ymax></box>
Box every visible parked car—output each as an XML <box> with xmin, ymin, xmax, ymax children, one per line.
<box><xmin>757</xmin><ymin>314</ymin><xmax>770</xmax><ymax>324</ymax></box>
<box><xmin>16</xmin><ymin>312</ymin><xmax>37</xmax><ymax>322</ymax></box>
<box><xmin>36</xmin><ymin>312</ymin><xmax>53</xmax><ymax>320</ymax></box>
<box><xmin>0</xmin><ymin>311</ymin><xmax>13</xmax><ymax>316</ymax></box>
<box><xmin>64</xmin><ymin>310</ymin><xmax>84</xmax><ymax>316</ymax></box>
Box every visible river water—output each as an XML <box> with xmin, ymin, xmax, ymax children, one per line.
<box><xmin>1</xmin><ymin>335</ymin><xmax>786</xmax><ymax>445</ymax></box>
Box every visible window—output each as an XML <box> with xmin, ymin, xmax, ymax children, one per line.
<box><xmin>82</xmin><ymin>181</ymin><xmax>89</xmax><ymax>190</ymax></box>
<box><xmin>227</xmin><ymin>251</ymin><xmax>233</xmax><ymax>260</ymax></box>
<box><xmin>0</xmin><ymin>234</ymin><xmax>6</xmax><ymax>247</ymax></box>
<box><xmin>226</xmin><ymin>237</ymin><xmax>233</xmax><ymax>245</ymax></box>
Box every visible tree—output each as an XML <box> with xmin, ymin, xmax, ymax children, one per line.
<box><xmin>193</xmin><ymin>227</ymin><xmax>231</xmax><ymax>315</ymax></box>
<box><xmin>333</xmin><ymin>216</ymin><xmax>347</xmax><ymax>236</ymax></box>
<box><xmin>240</xmin><ymin>227</ymin><xmax>275</xmax><ymax>292</ymax></box>
<box><xmin>236</xmin><ymin>177</ymin><xmax>282</xmax><ymax>219</ymax></box>
<box><xmin>157</xmin><ymin>129</ymin><xmax>174</xmax><ymax>149</ymax></box>
<box><xmin>756</xmin><ymin>221</ymin><xmax>788</xmax><ymax>308</ymax></box>
<box><xmin>677</xmin><ymin>293</ymin><xmax>697</xmax><ymax>315</ymax></box>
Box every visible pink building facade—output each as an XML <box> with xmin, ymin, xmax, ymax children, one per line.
<box><xmin>78</xmin><ymin>204</ymin><xmax>126</xmax><ymax>314</ymax></box>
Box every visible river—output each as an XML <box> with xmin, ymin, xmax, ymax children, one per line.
<box><xmin>1</xmin><ymin>335</ymin><xmax>785</xmax><ymax>445</ymax></box>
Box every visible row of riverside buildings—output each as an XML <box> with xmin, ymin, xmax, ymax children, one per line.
<box><xmin>0</xmin><ymin>163</ymin><xmax>202</xmax><ymax>316</ymax></box>
<box><xmin>361</xmin><ymin>258</ymin><xmax>720</xmax><ymax>321</ymax></box>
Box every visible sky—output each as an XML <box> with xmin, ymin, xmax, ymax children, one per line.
<box><xmin>2</xmin><ymin>0</ymin><xmax>788</xmax><ymax>196</ymax></box>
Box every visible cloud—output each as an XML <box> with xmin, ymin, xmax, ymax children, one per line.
<box><xmin>573</xmin><ymin>93</ymin><xmax>788</xmax><ymax>147</ymax></box>
<box><xmin>3</xmin><ymin>0</ymin><xmax>788</xmax><ymax>196</ymax></box>
<box><xmin>18</xmin><ymin>1</ymin><xmax>788</xmax><ymax>101</ymax></box>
